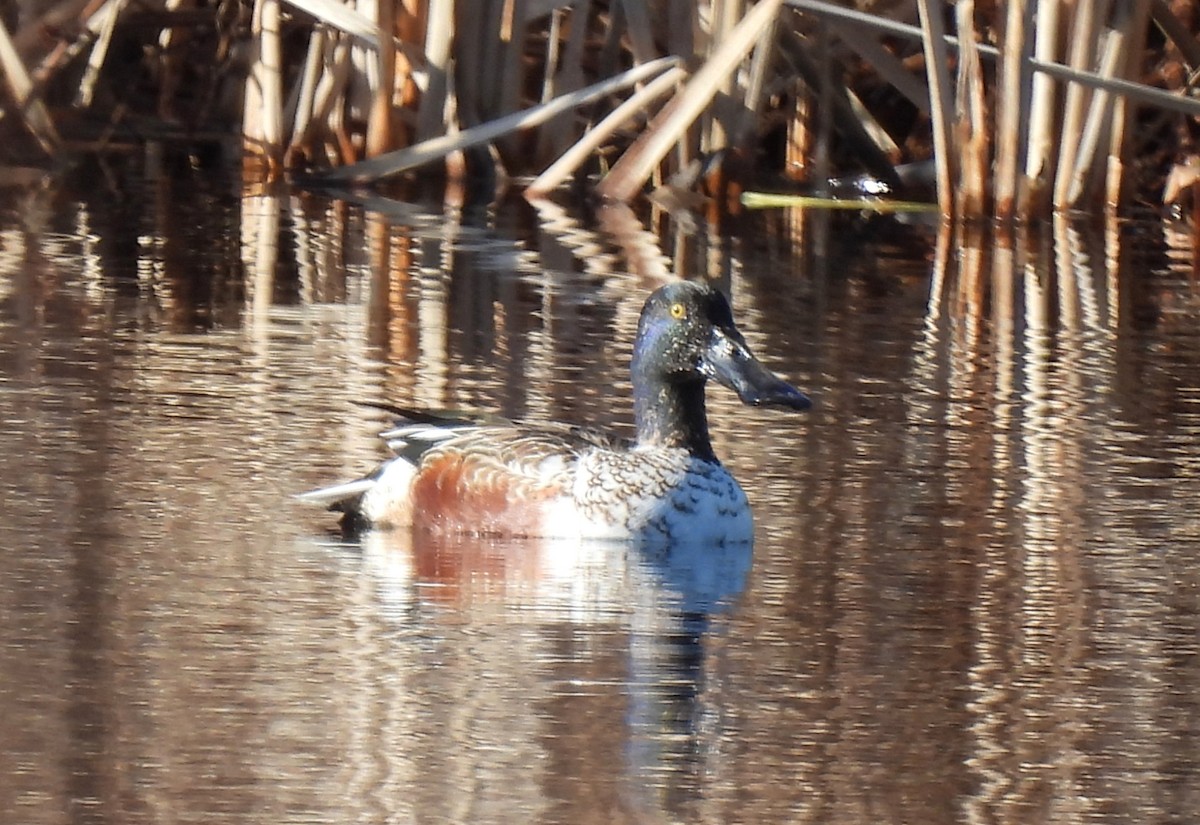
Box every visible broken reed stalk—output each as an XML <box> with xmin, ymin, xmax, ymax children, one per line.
<box><xmin>1152</xmin><ymin>0</ymin><xmax>1200</xmax><ymax>69</ymax></box>
<box><xmin>916</xmin><ymin>0</ymin><xmax>955</xmax><ymax>215</ymax></box>
<box><xmin>243</xmin><ymin>0</ymin><xmax>284</xmax><ymax>171</ymax></box>
<box><xmin>28</xmin><ymin>0</ymin><xmax>111</xmax><ymax>99</ymax></box>
<box><xmin>319</xmin><ymin>56</ymin><xmax>680</xmax><ymax>183</ymax></box>
<box><xmin>789</xmin><ymin>0</ymin><xmax>1200</xmax><ymax>221</ymax></box>
<box><xmin>535</xmin><ymin>2</ymin><xmax>590</xmax><ymax>163</ymax></box>
<box><xmin>286</xmin><ymin>28</ymin><xmax>327</xmax><ymax>162</ymax></box>
<box><xmin>788</xmin><ymin>0</ymin><xmax>1200</xmax><ymax>119</ymax></box>
<box><xmin>537</xmin><ymin>8</ymin><xmax>564</xmax><ymax>138</ymax></box>
<box><xmin>1023</xmin><ymin>0</ymin><xmax>1060</xmax><ymax>213</ymax></box>
<box><xmin>393</xmin><ymin>1</ymin><xmax>427</xmax><ymax>146</ymax></box>
<box><xmin>154</xmin><ymin>0</ymin><xmax>187</xmax><ymax>119</ymax></box>
<box><xmin>812</xmin><ymin>20</ymin><xmax>832</xmax><ymax>201</ymax></box>
<box><xmin>13</xmin><ymin>0</ymin><xmax>94</xmax><ymax>59</ymax></box>
<box><xmin>703</xmin><ymin>0</ymin><xmax>745</xmax><ymax>152</ymax></box>
<box><xmin>365</xmin><ymin>0</ymin><xmax>395</xmax><ymax>157</ymax></box>
<box><xmin>1063</xmin><ymin>30</ymin><xmax>1123</xmax><ymax>206</ymax></box>
<box><xmin>786</xmin><ymin>78</ymin><xmax>812</xmax><ymax>181</ymax></box>
<box><xmin>6</xmin><ymin>0</ymin><xmax>1194</xmax><ymax>223</ymax></box>
<box><xmin>525</xmin><ymin>65</ymin><xmax>687</xmax><ymax>198</ymax></box>
<box><xmin>778</xmin><ymin>27</ymin><xmax>899</xmax><ymax>183</ymax></box>
<box><xmin>284</xmin><ymin>0</ymin><xmax>382</xmax><ymax>47</ymax></box>
<box><xmin>596</xmin><ymin>0</ymin><xmax>784</xmax><ymax>202</ymax></box>
<box><xmin>77</xmin><ymin>0</ymin><xmax>123</xmax><ymax>108</ymax></box>
<box><xmin>1104</xmin><ymin>1</ymin><xmax>1153</xmax><ymax>211</ymax></box>
<box><xmin>741</xmin><ymin>192</ymin><xmax>938</xmax><ymax>212</ymax></box>
<box><xmin>0</xmin><ymin>19</ymin><xmax>60</xmax><ymax>154</ymax></box>
<box><xmin>736</xmin><ymin>3</ymin><xmax>777</xmax><ymax>147</ymax></box>
<box><xmin>993</xmin><ymin>0</ymin><xmax>1030</xmax><ymax>219</ymax></box>
<box><xmin>954</xmin><ymin>0</ymin><xmax>987</xmax><ymax>219</ymax></box>
<box><xmin>826</xmin><ymin>18</ymin><xmax>930</xmax><ymax>113</ymax></box>
<box><xmin>1052</xmin><ymin>0</ymin><xmax>1097</xmax><ymax>209</ymax></box>
<box><xmin>305</xmin><ymin>39</ymin><xmax>356</xmax><ymax>164</ymax></box>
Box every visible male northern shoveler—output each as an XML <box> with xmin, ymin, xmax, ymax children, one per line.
<box><xmin>300</xmin><ymin>280</ymin><xmax>811</xmax><ymax>543</ymax></box>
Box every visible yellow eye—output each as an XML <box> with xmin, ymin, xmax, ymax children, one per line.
<box><xmin>669</xmin><ymin>302</ymin><xmax>686</xmax><ymax>319</ymax></box>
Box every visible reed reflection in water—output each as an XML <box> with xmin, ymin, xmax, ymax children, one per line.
<box><xmin>1</xmin><ymin>165</ymin><xmax>1199</xmax><ymax>824</ymax></box>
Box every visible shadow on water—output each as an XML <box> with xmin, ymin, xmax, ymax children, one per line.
<box><xmin>2</xmin><ymin>154</ymin><xmax>1200</xmax><ymax>823</ymax></box>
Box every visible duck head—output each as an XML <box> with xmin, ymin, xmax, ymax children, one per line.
<box><xmin>631</xmin><ymin>281</ymin><xmax>810</xmax><ymax>456</ymax></box>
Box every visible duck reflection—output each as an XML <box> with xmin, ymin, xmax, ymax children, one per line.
<box><xmin>325</xmin><ymin>529</ymin><xmax>751</xmax><ymax>822</ymax></box>
<box><xmin>624</xmin><ymin>540</ymin><xmax>751</xmax><ymax>818</ymax></box>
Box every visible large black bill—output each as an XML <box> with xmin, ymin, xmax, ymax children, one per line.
<box><xmin>700</xmin><ymin>327</ymin><xmax>812</xmax><ymax>411</ymax></box>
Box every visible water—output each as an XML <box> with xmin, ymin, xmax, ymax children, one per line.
<box><xmin>2</xmin><ymin>155</ymin><xmax>1199</xmax><ymax>824</ymax></box>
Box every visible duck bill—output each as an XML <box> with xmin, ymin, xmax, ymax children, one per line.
<box><xmin>701</xmin><ymin>326</ymin><xmax>812</xmax><ymax>410</ymax></box>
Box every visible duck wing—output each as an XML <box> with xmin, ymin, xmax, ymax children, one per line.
<box><xmin>299</xmin><ymin>406</ymin><xmax>631</xmax><ymax>530</ymax></box>
<box><xmin>387</xmin><ymin>416</ymin><xmax>630</xmax><ymax>482</ymax></box>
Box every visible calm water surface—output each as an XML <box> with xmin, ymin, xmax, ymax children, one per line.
<box><xmin>2</xmin><ymin>158</ymin><xmax>1199</xmax><ymax>824</ymax></box>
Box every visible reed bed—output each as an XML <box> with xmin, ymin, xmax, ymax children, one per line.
<box><xmin>2</xmin><ymin>0</ymin><xmax>1199</xmax><ymax>220</ymax></box>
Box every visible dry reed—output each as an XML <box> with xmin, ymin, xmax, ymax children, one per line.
<box><xmin>0</xmin><ymin>0</ymin><xmax>1196</xmax><ymax>221</ymax></box>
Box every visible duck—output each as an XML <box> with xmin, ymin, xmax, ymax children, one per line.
<box><xmin>299</xmin><ymin>280</ymin><xmax>811</xmax><ymax>543</ymax></box>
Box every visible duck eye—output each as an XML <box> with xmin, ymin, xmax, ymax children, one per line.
<box><xmin>669</xmin><ymin>302</ymin><xmax>686</xmax><ymax>319</ymax></box>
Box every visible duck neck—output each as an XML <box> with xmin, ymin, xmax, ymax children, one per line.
<box><xmin>633</xmin><ymin>378</ymin><xmax>717</xmax><ymax>461</ymax></box>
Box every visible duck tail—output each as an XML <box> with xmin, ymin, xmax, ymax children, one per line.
<box><xmin>298</xmin><ymin>457</ymin><xmax>419</xmax><ymax>532</ymax></box>
<box><xmin>296</xmin><ymin>478</ymin><xmax>376</xmax><ymax>509</ymax></box>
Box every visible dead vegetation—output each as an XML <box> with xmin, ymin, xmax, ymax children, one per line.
<box><xmin>2</xmin><ymin>0</ymin><xmax>1200</xmax><ymax>220</ymax></box>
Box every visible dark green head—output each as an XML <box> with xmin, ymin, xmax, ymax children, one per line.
<box><xmin>631</xmin><ymin>281</ymin><xmax>811</xmax><ymax>457</ymax></box>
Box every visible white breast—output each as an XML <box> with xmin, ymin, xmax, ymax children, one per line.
<box><xmin>542</xmin><ymin>450</ymin><xmax>752</xmax><ymax>544</ymax></box>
